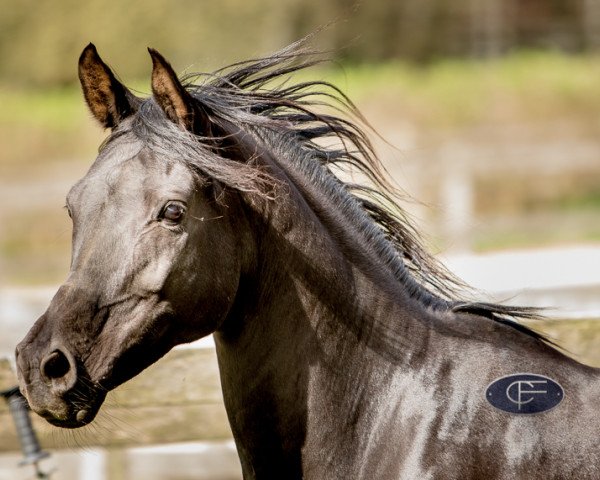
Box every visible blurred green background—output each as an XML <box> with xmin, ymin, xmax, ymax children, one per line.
<box><xmin>1</xmin><ymin>0</ymin><xmax>599</xmax><ymax>285</ymax></box>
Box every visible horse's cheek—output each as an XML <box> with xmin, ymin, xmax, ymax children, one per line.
<box><xmin>132</xmin><ymin>233</ymin><xmax>186</xmax><ymax>294</ymax></box>
<box><xmin>136</xmin><ymin>256</ymin><xmax>172</xmax><ymax>292</ymax></box>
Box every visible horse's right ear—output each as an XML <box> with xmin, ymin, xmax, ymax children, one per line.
<box><xmin>78</xmin><ymin>43</ymin><xmax>139</xmax><ymax>129</ymax></box>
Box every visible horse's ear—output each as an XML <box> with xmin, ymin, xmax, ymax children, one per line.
<box><xmin>78</xmin><ymin>43</ymin><xmax>138</xmax><ymax>129</ymax></box>
<box><xmin>148</xmin><ymin>48</ymin><xmax>211</xmax><ymax>133</ymax></box>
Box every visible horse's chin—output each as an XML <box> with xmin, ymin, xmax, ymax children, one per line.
<box><xmin>36</xmin><ymin>392</ymin><xmax>105</xmax><ymax>429</ymax></box>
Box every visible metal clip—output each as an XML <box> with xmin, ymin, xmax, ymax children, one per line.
<box><xmin>1</xmin><ymin>386</ymin><xmax>52</xmax><ymax>479</ymax></box>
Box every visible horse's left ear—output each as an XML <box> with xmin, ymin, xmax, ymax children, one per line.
<box><xmin>148</xmin><ymin>48</ymin><xmax>211</xmax><ymax>133</ymax></box>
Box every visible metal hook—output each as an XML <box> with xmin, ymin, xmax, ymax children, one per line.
<box><xmin>1</xmin><ymin>386</ymin><xmax>52</xmax><ymax>479</ymax></box>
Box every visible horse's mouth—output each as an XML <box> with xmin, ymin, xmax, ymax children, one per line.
<box><xmin>51</xmin><ymin>408</ymin><xmax>96</xmax><ymax>429</ymax></box>
<box><xmin>33</xmin><ymin>391</ymin><xmax>106</xmax><ymax>429</ymax></box>
<box><xmin>41</xmin><ymin>406</ymin><xmax>99</xmax><ymax>429</ymax></box>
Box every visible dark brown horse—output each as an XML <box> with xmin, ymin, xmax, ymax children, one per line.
<box><xmin>16</xmin><ymin>42</ymin><xmax>600</xmax><ymax>479</ymax></box>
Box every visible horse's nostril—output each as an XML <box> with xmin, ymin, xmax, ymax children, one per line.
<box><xmin>40</xmin><ymin>348</ymin><xmax>78</xmax><ymax>393</ymax></box>
<box><xmin>41</xmin><ymin>350</ymin><xmax>71</xmax><ymax>380</ymax></box>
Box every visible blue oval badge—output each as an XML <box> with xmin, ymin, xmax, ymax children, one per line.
<box><xmin>486</xmin><ymin>373</ymin><xmax>564</xmax><ymax>414</ymax></box>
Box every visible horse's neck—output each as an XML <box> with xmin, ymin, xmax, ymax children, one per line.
<box><xmin>214</xmin><ymin>158</ymin><xmax>438</xmax><ymax>477</ymax></box>
<box><xmin>227</xmin><ymin>152</ymin><xmax>434</xmax><ymax>366</ymax></box>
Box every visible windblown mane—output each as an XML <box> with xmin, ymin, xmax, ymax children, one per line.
<box><xmin>123</xmin><ymin>39</ymin><xmax>546</xmax><ymax>342</ymax></box>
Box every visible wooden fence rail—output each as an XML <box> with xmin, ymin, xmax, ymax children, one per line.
<box><xmin>0</xmin><ymin>346</ymin><xmax>232</xmax><ymax>453</ymax></box>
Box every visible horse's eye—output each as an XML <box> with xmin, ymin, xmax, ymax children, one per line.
<box><xmin>161</xmin><ymin>202</ymin><xmax>186</xmax><ymax>223</ymax></box>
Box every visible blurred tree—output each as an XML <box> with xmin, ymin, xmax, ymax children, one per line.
<box><xmin>469</xmin><ymin>0</ymin><xmax>507</xmax><ymax>57</ymax></box>
<box><xmin>583</xmin><ymin>0</ymin><xmax>600</xmax><ymax>51</ymax></box>
<box><xmin>0</xmin><ymin>0</ymin><xmax>596</xmax><ymax>86</ymax></box>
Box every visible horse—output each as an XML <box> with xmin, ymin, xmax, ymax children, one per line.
<box><xmin>15</xmin><ymin>41</ymin><xmax>600</xmax><ymax>479</ymax></box>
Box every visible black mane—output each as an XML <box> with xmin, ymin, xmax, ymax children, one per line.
<box><xmin>121</xmin><ymin>39</ymin><xmax>546</xmax><ymax>342</ymax></box>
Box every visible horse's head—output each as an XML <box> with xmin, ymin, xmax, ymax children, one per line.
<box><xmin>15</xmin><ymin>45</ymin><xmax>249</xmax><ymax>427</ymax></box>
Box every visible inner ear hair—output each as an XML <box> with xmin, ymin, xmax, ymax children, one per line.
<box><xmin>78</xmin><ymin>43</ymin><xmax>138</xmax><ymax>129</ymax></box>
<box><xmin>148</xmin><ymin>48</ymin><xmax>196</xmax><ymax>130</ymax></box>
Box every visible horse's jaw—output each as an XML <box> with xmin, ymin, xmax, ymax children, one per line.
<box><xmin>15</xmin><ymin>291</ymin><xmax>182</xmax><ymax>429</ymax></box>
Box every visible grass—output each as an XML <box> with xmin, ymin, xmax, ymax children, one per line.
<box><xmin>556</xmin><ymin>189</ymin><xmax>600</xmax><ymax>211</ymax></box>
<box><xmin>322</xmin><ymin>50</ymin><xmax>600</xmax><ymax>131</ymax></box>
<box><xmin>0</xmin><ymin>87</ymin><xmax>83</xmax><ymax>130</ymax></box>
<box><xmin>0</xmin><ymin>86</ymin><xmax>104</xmax><ymax>181</ymax></box>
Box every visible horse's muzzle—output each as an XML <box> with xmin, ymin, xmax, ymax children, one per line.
<box><xmin>16</xmin><ymin>339</ymin><xmax>105</xmax><ymax>429</ymax></box>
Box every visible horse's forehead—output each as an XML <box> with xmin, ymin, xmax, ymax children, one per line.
<box><xmin>69</xmin><ymin>146</ymin><xmax>194</xmax><ymax>207</ymax></box>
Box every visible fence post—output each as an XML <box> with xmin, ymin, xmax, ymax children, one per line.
<box><xmin>439</xmin><ymin>143</ymin><xmax>474</xmax><ymax>253</ymax></box>
<box><xmin>105</xmin><ymin>448</ymin><xmax>127</xmax><ymax>480</ymax></box>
